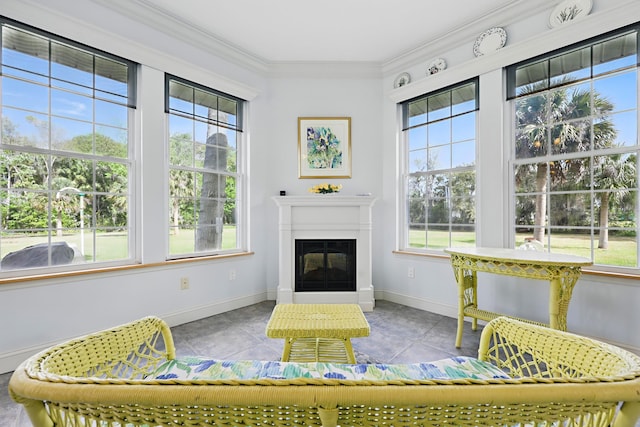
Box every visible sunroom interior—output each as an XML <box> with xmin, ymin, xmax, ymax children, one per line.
<box><xmin>1</xmin><ymin>0</ymin><xmax>639</xmax><ymax>376</ymax></box>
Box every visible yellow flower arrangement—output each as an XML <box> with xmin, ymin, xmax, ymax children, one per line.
<box><xmin>309</xmin><ymin>183</ymin><xmax>342</xmax><ymax>194</ymax></box>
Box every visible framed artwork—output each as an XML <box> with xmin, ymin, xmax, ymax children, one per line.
<box><xmin>298</xmin><ymin>117</ymin><xmax>351</xmax><ymax>178</ymax></box>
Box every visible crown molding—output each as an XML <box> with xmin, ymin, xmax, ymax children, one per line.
<box><xmin>90</xmin><ymin>0</ymin><xmax>270</xmax><ymax>74</ymax></box>
<box><xmin>388</xmin><ymin>0</ymin><xmax>640</xmax><ymax>104</ymax></box>
<box><xmin>381</xmin><ymin>0</ymin><xmax>558</xmax><ymax>76</ymax></box>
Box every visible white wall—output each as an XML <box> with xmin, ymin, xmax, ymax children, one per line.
<box><xmin>1</xmin><ymin>0</ymin><xmax>639</xmax><ymax>374</ymax></box>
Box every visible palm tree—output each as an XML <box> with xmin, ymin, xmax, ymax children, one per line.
<box><xmin>593</xmin><ymin>153</ymin><xmax>636</xmax><ymax>248</ymax></box>
<box><xmin>515</xmin><ymin>82</ymin><xmax>617</xmax><ymax>243</ymax></box>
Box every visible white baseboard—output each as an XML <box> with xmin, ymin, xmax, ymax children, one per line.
<box><xmin>376</xmin><ymin>290</ymin><xmax>459</xmax><ymax>319</ymax></box>
<box><xmin>161</xmin><ymin>292</ymin><xmax>268</xmax><ymax>327</ymax></box>
<box><xmin>0</xmin><ymin>292</ymin><xmax>268</xmax><ymax>374</ymax></box>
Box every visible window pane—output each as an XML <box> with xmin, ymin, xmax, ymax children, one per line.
<box><xmin>549</xmin><ymin>47</ymin><xmax>590</xmax><ymax>86</ymax></box>
<box><xmin>515</xmin><ymin>60</ymin><xmax>548</xmax><ymax>94</ymax></box>
<box><xmin>426</xmin><ymin>225</ymin><xmax>449</xmax><ymax>249</ymax></box>
<box><xmin>593</xmin><ymin>32</ymin><xmax>637</xmax><ymax>75</ymax></box>
<box><xmin>515</xmin><ymin>195</ymin><xmax>540</xmax><ymax>226</ymax></box>
<box><xmin>408</xmin><ymin>196</ymin><xmax>426</xmax><ymax>223</ymax></box>
<box><xmin>51</xmin><ymin>89</ymin><xmax>93</xmax><ymax>121</ymax></box>
<box><xmin>408</xmin><ymin>149</ymin><xmax>427</xmax><ymax>173</ymax></box>
<box><xmin>428</xmin><ymin>119</ymin><xmax>450</xmax><ymax>147</ymax></box>
<box><xmin>51</xmin><ymin>42</ymin><xmax>93</xmax><ymax>87</ymax></box>
<box><xmin>3</xmin><ymin>77</ymin><xmax>49</xmax><ymax>112</ymax></box>
<box><xmin>515</xmin><ymin>126</ymin><xmax>548</xmax><ymax>159</ymax></box>
<box><xmin>169</xmin><ymin>115</ymin><xmax>194</xmax><ymax>141</ymax></box>
<box><xmin>451</xmin><ymin>83</ymin><xmax>476</xmax><ymax>114</ymax></box>
<box><xmin>408</xmin><ymin>126</ymin><xmax>426</xmax><ymax>151</ymax></box>
<box><xmin>549</xmin><ymin>193</ymin><xmax>591</xmax><ymax>226</ymax></box>
<box><xmin>550</xmin><ymin>119</ymin><xmax>591</xmax><ymax>154</ymax></box>
<box><xmin>95</xmin><ymin>56</ymin><xmax>129</xmax><ymax>98</ymax></box>
<box><xmin>406</xmin><ymin>98</ymin><xmax>427</xmax><ymax>127</ymax></box>
<box><xmin>594</xmin><ymin>72</ymin><xmax>637</xmax><ymax>113</ymax></box>
<box><xmin>2</xmin><ymin>26</ymin><xmax>49</xmax><ymax>76</ymax></box>
<box><xmin>548</xmin><ymin>228</ymin><xmax>591</xmax><ymax>258</ymax></box>
<box><xmin>408</xmin><ymin>225</ymin><xmax>426</xmax><ymax>249</ymax></box>
<box><xmin>52</xmin><ymin>116</ymin><xmax>93</xmax><ymax>150</ymax></box>
<box><xmin>452</xmin><ymin>113</ymin><xmax>475</xmax><ymax>142</ymax></box>
<box><xmin>427</xmin><ymin>199</ymin><xmax>448</xmax><ymax>224</ymax></box>
<box><xmin>2</xmin><ymin>107</ymin><xmax>50</xmax><ymax>148</ymax></box>
<box><xmin>451</xmin><ymin>197</ymin><xmax>475</xmax><ymax>224</ymax></box>
<box><xmin>452</xmin><ymin>140</ymin><xmax>474</xmax><ymax>168</ymax></box>
<box><xmin>429</xmin><ymin>145</ymin><xmax>450</xmax><ymax>170</ymax></box>
<box><xmin>428</xmin><ymin>92</ymin><xmax>450</xmax><ymax>121</ymax></box>
<box><xmin>606</xmin><ymin>111</ymin><xmax>637</xmax><ymax>147</ymax></box>
<box><xmin>549</xmin><ymin>157</ymin><xmax>591</xmax><ymax>192</ymax></box>
<box><xmin>451</xmin><ymin>226</ymin><xmax>475</xmax><ymax>247</ymax></box>
<box><xmin>450</xmin><ymin>170</ymin><xmax>475</xmax><ymax>197</ymax></box>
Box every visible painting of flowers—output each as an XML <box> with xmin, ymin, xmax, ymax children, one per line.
<box><xmin>298</xmin><ymin>117</ymin><xmax>351</xmax><ymax>178</ymax></box>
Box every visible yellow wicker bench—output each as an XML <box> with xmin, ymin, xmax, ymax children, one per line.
<box><xmin>9</xmin><ymin>315</ymin><xmax>640</xmax><ymax>427</ymax></box>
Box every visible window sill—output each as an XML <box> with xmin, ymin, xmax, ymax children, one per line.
<box><xmin>0</xmin><ymin>251</ymin><xmax>254</xmax><ymax>286</ymax></box>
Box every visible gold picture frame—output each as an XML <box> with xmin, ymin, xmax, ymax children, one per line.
<box><xmin>298</xmin><ymin>117</ymin><xmax>351</xmax><ymax>179</ymax></box>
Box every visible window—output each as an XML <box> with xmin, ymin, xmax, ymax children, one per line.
<box><xmin>400</xmin><ymin>79</ymin><xmax>478</xmax><ymax>251</ymax></box>
<box><xmin>0</xmin><ymin>18</ymin><xmax>136</xmax><ymax>274</ymax></box>
<box><xmin>508</xmin><ymin>26</ymin><xmax>639</xmax><ymax>269</ymax></box>
<box><xmin>166</xmin><ymin>75</ymin><xmax>245</xmax><ymax>258</ymax></box>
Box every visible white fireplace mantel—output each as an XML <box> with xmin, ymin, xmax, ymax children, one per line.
<box><xmin>272</xmin><ymin>195</ymin><xmax>377</xmax><ymax>311</ymax></box>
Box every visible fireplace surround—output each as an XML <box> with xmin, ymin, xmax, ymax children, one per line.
<box><xmin>272</xmin><ymin>195</ymin><xmax>376</xmax><ymax>311</ymax></box>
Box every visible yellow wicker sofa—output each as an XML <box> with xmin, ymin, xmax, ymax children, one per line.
<box><xmin>9</xmin><ymin>315</ymin><xmax>640</xmax><ymax>427</ymax></box>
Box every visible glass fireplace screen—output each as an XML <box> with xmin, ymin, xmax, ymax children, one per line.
<box><xmin>295</xmin><ymin>239</ymin><xmax>356</xmax><ymax>292</ymax></box>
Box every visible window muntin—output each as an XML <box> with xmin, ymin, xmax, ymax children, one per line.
<box><xmin>401</xmin><ymin>79</ymin><xmax>478</xmax><ymax>251</ymax></box>
<box><xmin>166</xmin><ymin>75</ymin><xmax>244</xmax><ymax>258</ymax></box>
<box><xmin>509</xmin><ymin>27</ymin><xmax>639</xmax><ymax>269</ymax></box>
<box><xmin>0</xmin><ymin>19</ymin><xmax>136</xmax><ymax>274</ymax></box>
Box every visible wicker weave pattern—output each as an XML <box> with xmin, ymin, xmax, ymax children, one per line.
<box><xmin>265</xmin><ymin>304</ymin><xmax>370</xmax><ymax>338</ymax></box>
<box><xmin>447</xmin><ymin>248</ymin><xmax>591</xmax><ymax>348</ymax></box>
<box><xmin>9</xmin><ymin>316</ymin><xmax>640</xmax><ymax>427</ymax></box>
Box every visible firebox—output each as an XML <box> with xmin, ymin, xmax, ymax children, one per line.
<box><xmin>295</xmin><ymin>239</ymin><xmax>356</xmax><ymax>292</ymax></box>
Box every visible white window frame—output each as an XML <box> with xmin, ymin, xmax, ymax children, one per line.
<box><xmin>399</xmin><ymin>79</ymin><xmax>479</xmax><ymax>253</ymax></box>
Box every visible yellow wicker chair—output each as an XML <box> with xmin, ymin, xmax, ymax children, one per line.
<box><xmin>9</xmin><ymin>315</ymin><xmax>640</xmax><ymax>427</ymax></box>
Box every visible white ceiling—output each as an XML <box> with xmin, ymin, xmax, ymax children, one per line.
<box><xmin>97</xmin><ymin>0</ymin><xmax>557</xmax><ymax>64</ymax></box>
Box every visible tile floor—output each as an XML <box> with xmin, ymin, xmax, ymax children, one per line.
<box><xmin>2</xmin><ymin>300</ymin><xmax>638</xmax><ymax>426</ymax></box>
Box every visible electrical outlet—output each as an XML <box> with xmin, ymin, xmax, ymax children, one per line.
<box><xmin>180</xmin><ymin>277</ymin><xmax>189</xmax><ymax>290</ymax></box>
<box><xmin>229</xmin><ymin>269</ymin><xmax>236</xmax><ymax>281</ymax></box>
<box><xmin>408</xmin><ymin>267</ymin><xmax>415</xmax><ymax>278</ymax></box>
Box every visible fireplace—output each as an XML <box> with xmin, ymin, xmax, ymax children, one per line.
<box><xmin>295</xmin><ymin>239</ymin><xmax>356</xmax><ymax>292</ymax></box>
<box><xmin>272</xmin><ymin>195</ymin><xmax>376</xmax><ymax>311</ymax></box>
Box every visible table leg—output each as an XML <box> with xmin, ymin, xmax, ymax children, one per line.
<box><xmin>471</xmin><ymin>270</ymin><xmax>478</xmax><ymax>331</ymax></box>
<box><xmin>549</xmin><ymin>273</ymin><xmax>579</xmax><ymax>332</ymax></box>
<box><xmin>455</xmin><ymin>266</ymin><xmax>465</xmax><ymax>348</ymax></box>
<box><xmin>343</xmin><ymin>338</ymin><xmax>357</xmax><ymax>364</ymax></box>
<box><xmin>281</xmin><ymin>338</ymin><xmax>293</xmax><ymax>362</ymax></box>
